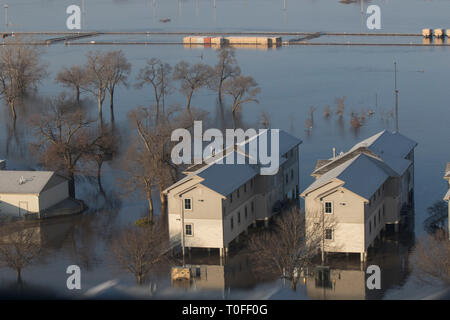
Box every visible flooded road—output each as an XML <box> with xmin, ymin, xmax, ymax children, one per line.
<box><xmin>0</xmin><ymin>0</ymin><xmax>449</xmax><ymax>299</ymax></box>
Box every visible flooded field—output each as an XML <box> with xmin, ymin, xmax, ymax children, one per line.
<box><xmin>0</xmin><ymin>0</ymin><xmax>449</xmax><ymax>299</ymax></box>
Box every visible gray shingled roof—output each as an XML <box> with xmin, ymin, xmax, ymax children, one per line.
<box><xmin>349</xmin><ymin>130</ymin><xmax>417</xmax><ymax>159</ymax></box>
<box><xmin>0</xmin><ymin>171</ymin><xmax>67</xmax><ymax>194</ymax></box>
<box><xmin>303</xmin><ymin>153</ymin><xmax>392</xmax><ymax>200</ymax></box>
<box><xmin>165</xmin><ymin>130</ymin><xmax>302</xmax><ymax>196</ymax></box>
<box><xmin>313</xmin><ymin>130</ymin><xmax>416</xmax><ymax>177</ymax></box>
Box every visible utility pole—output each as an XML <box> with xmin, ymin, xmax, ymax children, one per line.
<box><xmin>81</xmin><ymin>0</ymin><xmax>85</xmax><ymax>30</ymax></box>
<box><xmin>4</xmin><ymin>4</ymin><xmax>8</xmax><ymax>33</ymax></box>
<box><xmin>394</xmin><ymin>61</ymin><xmax>399</xmax><ymax>132</ymax></box>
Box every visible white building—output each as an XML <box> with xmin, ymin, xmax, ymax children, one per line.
<box><xmin>0</xmin><ymin>171</ymin><xmax>70</xmax><ymax>219</ymax></box>
<box><xmin>301</xmin><ymin>130</ymin><xmax>417</xmax><ymax>262</ymax></box>
<box><xmin>163</xmin><ymin>130</ymin><xmax>302</xmax><ymax>258</ymax></box>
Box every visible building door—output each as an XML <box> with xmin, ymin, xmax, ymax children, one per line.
<box><xmin>19</xmin><ymin>201</ymin><xmax>28</xmax><ymax>216</ymax></box>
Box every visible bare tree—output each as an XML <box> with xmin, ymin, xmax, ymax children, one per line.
<box><xmin>0</xmin><ymin>41</ymin><xmax>47</xmax><ymax>124</ymax></box>
<box><xmin>30</xmin><ymin>94</ymin><xmax>101</xmax><ymax>197</ymax></box>
<box><xmin>83</xmin><ymin>125</ymin><xmax>120</xmax><ymax>195</ymax></box>
<box><xmin>248</xmin><ymin>208</ymin><xmax>322</xmax><ymax>290</ymax></box>
<box><xmin>223</xmin><ymin>75</ymin><xmax>260</xmax><ymax>122</ymax></box>
<box><xmin>424</xmin><ymin>200</ymin><xmax>448</xmax><ymax>235</ymax></box>
<box><xmin>211</xmin><ymin>47</ymin><xmax>241</xmax><ymax>103</ymax></box>
<box><xmin>259</xmin><ymin>111</ymin><xmax>270</xmax><ymax>129</ymax></box>
<box><xmin>55</xmin><ymin>65</ymin><xmax>86</xmax><ymax>104</ymax></box>
<box><xmin>104</xmin><ymin>50</ymin><xmax>131</xmax><ymax>123</ymax></box>
<box><xmin>305</xmin><ymin>209</ymin><xmax>339</xmax><ymax>265</ymax></box>
<box><xmin>173</xmin><ymin>61</ymin><xmax>213</xmax><ymax>111</ymax></box>
<box><xmin>136</xmin><ymin>58</ymin><xmax>173</xmax><ymax>120</ymax></box>
<box><xmin>83</xmin><ymin>51</ymin><xmax>110</xmax><ymax>126</ymax></box>
<box><xmin>111</xmin><ymin>221</ymin><xmax>169</xmax><ymax>285</ymax></box>
<box><xmin>0</xmin><ymin>222</ymin><xmax>42</xmax><ymax>283</ymax></box>
<box><xmin>121</xmin><ymin>106</ymin><xmax>187</xmax><ymax>221</ymax></box>
<box><xmin>335</xmin><ymin>96</ymin><xmax>346</xmax><ymax>119</ymax></box>
<box><xmin>411</xmin><ymin>230</ymin><xmax>450</xmax><ymax>286</ymax></box>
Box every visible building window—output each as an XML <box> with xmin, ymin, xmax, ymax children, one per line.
<box><xmin>324</xmin><ymin>202</ymin><xmax>333</xmax><ymax>214</ymax></box>
<box><xmin>285</xmin><ymin>174</ymin><xmax>288</xmax><ymax>184</ymax></box>
<box><xmin>251</xmin><ymin>201</ymin><xmax>254</xmax><ymax>213</ymax></box>
<box><xmin>230</xmin><ymin>217</ymin><xmax>234</xmax><ymax>230</ymax></box>
<box><xmin>185</xmin><ymin>224</ymin><xmax>193</xmax><ymax>236</ymax></box>
<box><xmin>325</xmin><ymin>229</ymin><xmax>333</xmax><ymax>240</ymax></box>
<box><xmin>237</xmin><ymin>188</ymin><xmax>240</xmax><ymax>198</ymax></box>
<box><xmin>382</xmin><ymin>204</ymin><xmax>385</xmax><ymax>217</ymax></box>
<box><xmin>374</xmin><ymin>215</ymin><xmax>377</xmax><ymax>228</ymax></box>
<box><xmin>251</xmin><ymin>179</ymin><xmax>254</xmax><ymax>189</ymax></box>
<box><xmin>238</xmin><ymin>211</ymin><xmax>241</xmax><ymax>224</ymax></box>
<box><xmin>369</xmin><ymin>221</ymin><xmax>372</xmax><ymax>234</ymax></box>
<box><xmin>230</xmin><ymin>194</ymin><xmax>233</xmax><ymax>203</ymax></box>
<box><xmin>245</xmin><ymin>206</ymin><xmax>248</xmax><ymax>219</ymax></box>
<box><xmin>291</xmin><ymin>169</ymin><xmax>294</xmax><ymax>180</ymax></box>
<box><xmin>184</xmin><ymin>198</ymin><xmax>192</xmax><ymax>210</ymax></box>
<box><xmin>244</xmin><ymin>183</ymin><xmax>247</xmax><ymax>193</ymax></box>
<box><xmin>378</xmin><ymin>209</ymin><xmax>381</xmax><ymax>222</ymax></box>
<box><xmin>290</xmin><ymin>149</ymin><xmax>293</xmax><ymax>158</ymax></box>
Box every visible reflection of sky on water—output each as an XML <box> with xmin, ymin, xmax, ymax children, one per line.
<box><xmin>0</xmin><ymin>0</ymin><xmax>449</xmax><ymax>299</ymax></box>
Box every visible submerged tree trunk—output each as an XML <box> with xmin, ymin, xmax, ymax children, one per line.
<box><xmin>68</xmin><ymin>173</ymin><xmax>76</xmax><ymax>198</ymax></box>
<box><xmin>97</xmin><ymin>161</ymin><xmax>105</xmax><ymax>196</ymax></box>
<box><xmin>291</xmin><ymin>278</ymin><xmax>297</xmax><ymax>291</ymax></box>
<box><xmin>97</xmin><ymin>95</ymin><xmax>103</xmax><ymax>126</ymax></box>
<box><xmin>186</xmin><ymin>90</ymin><xmax>194</xmax><ymax>111</ymax></box>
<box><xmin>9</xmin><ymin>101</ymin><xmax>17</xmax><ymax>122</ymax></box>
<box><xmin>17</xmin><ymin>269</ymin><xmax>22</xmax><ymax>284</ymax></box>
<box><xmin>109</xmin><ymin>88</ymin><xmax>115</xmax><ymax>123</ymax></box>
<box><xmin>75</xmin><ymin>86</ymin><xmax>80</xmax><ymax>104</ymax></box>
<box><xmin>218</xmin><ymin>79</ymin><xmax>223</xmax><ymax>103</ymax></box>
<box><xmin>159</xmin><ymin>190</ymin><xmax>167</xmax><ymax>225</ymax></box>
<box><xmin>147</xmin><ymin>190</ymin><xmax>154</xmax><ymax>222</ymax></box>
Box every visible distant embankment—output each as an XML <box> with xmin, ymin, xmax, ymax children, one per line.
<box><xmin>7</xmin><ymin>31</ymin><xmax>422</xmax><ymax>36</ymax></box>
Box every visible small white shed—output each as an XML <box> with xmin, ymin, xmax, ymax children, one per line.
<box><xmin>0</xmin><ymin>171</ymin><xmax>69</xmax><ymax>218</ymax></box>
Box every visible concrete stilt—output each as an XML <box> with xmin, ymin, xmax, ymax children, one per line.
<box><xmin>220</xmin><ymin>248</ymin><xmax>224</xmax><ymax>258</ymax></box>
<box><xmin>264</xmin><ymin>217</ymin><xmax>269</xmax><ymax>228</ymax></box>
<box><xmin>253</xmin><ymin>220</ymin><xmax>257</xmax><ymax>228</ymax></box>
<box><xmin>225</xmin><ymin>247</ymin><xmax>229</xmax><ymax>257</ymax></box>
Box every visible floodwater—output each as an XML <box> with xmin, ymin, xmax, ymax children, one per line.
<box><xmin>0</xmin><ymin>0</ymin><xmax>449</xmax><ymax>299</ymax></box>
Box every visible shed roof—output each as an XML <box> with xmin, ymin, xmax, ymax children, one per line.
<box><xmin>0</xmin><ymin>171</ymin><xmax>67</xmax><ymax>194</ymax></box>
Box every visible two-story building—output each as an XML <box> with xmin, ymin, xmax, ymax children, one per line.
<box><xmin>300</xmin><ymin>130</ymin><xmax>417</xmax><ymax>263</ymax></box>
<box><xmin>163</xmin><ymin>129</ymin><xmax>302</xmax><ymax>258</ymax></box>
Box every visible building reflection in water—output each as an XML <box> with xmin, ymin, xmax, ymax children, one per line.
<box><xmin>306</xmin><ymin>209</ymin><xmax>415</xmax><ymax>300</ymax></box>
<box><xmin>171</xmin><ymin>209</ymin><xmax>415</xmax><ymax>300</ymax></box>
<box><xmin>171</xmin><ymin>250</ymin><xmax>268</xmax><ymax>297</ymax></box>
